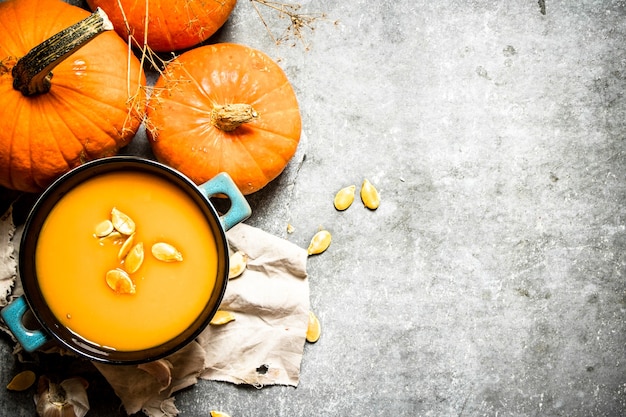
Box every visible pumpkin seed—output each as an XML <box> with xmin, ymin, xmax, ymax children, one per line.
<box><xmin>333</xmin><ymin>185</ymin><xmax>356</xmax><ymax>211</ymax></box>
<box><xmin>99</xmin><ymin>230</ymin><xmax>123</xmax><ymax>244</ymax></box>
<box><xmin>306</xmin><ymin>311</ymin><xmax>321</xmax><ymax>343</ymax></box>
<box><xmin>124</xmin><ymin>242</ymin><xmax>144</xmax><ymax>274</ymax></box>
<box><xmin>105</xmin><ymin>268</ymin><xmax>136</xmax><ymax>294</ymax></box>
<box><xmin>111</xmin><ymin>207</ymin><xmax>136</xmax><ymax>235</ymax></box>
<box><xmin>228</xmin><ymin>251</ymin><xmax>248</xmax><ymax>279</ymax></box>
<box><xmin>151</xmin><ymin>242</ymin><xmax>183</xmax><ymax>262</ymax></box>
<box><xmin>210</xmin><ymin>411</ymin><xmax>231</xmax><ymax>417</ymax></box>
<box><xmin>94</xmin><ymin>219</ymin><xmax>114</xmax><ymax>237</ymax></box>
<box><xmin>360</xmin><ymin>179</ymin><xmax>380</xmax><ymax>210</ymax></box>
<box><xmin>6</xmin><ymin>370</ymin><xmax>36</xmax><ymax>391</ymax></box>
<box><xmin>118</xmin><ymin>233</ymin><xmax>135</xmax><ymax>261</ymax></box>
<box><xmin>307</xmin><ymin>230</ymin><xmax>331</xmax><ymax>255</ymax></box>
<box><xmin>210</xmin><ymin>310</ymin><xmax>236</xmax><ymax>325</ymax></box>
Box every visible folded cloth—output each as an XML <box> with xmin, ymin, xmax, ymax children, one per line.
<box><xmin>197</xmin><ymin>222</ymin><xmax>310</xmax><ymax>386</ymax></box>
<box><xmin>0</xmin><ymin>210</ymin><xmax>310</xmax><ymax>417</ymax></box>
<box><xmin>0</xmin><ymin>206</ymin><xmax>17</xmax><ymax>309</ymax></box>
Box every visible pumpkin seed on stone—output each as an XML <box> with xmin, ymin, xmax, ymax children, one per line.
<box><xmin>111</xmin><ymin>207</ymin><xmax>136</xmax><ymax>235</ymax></box>
<box><xmin>210</xmin><ymin>310</ymin><xmax>236</xmax><ymax>325</ymax></box>
<box><xmin>151</xmin><ymin>242</ymin><xmax>183</xmax><ymax>262</ymax></box>
<box><xmin>105</xmin><ymin>268</ymin><xmax>136</xmax><ymax>294</ymax></box>
<box><xmin>124</xmin><ymin>242</ymin><xmax>144</xmax><ymax>274</ymax></box>
<box><xmin>94</xmin><ymin>219</ymin><xmax>114</xmax><ymax>237</ymax></box>
<box><xmin>306</xmin><ymin>311</ymin><xmax>321</xmax><ymax>343</ymax></box>
<box><xmin>6</xmin><ymin>370</ymin><xmax>36</xmax><ymax>391</ymax></box>
<box><xmin>333</xmin><ymin>185</ymin><xmax>356</xmax><ymax>211</ymax></box>
<box><xmin>228</xmin><ymin>251</ymin><xmax>248</xmax><ymax>279</ymax></box>
<box><xmin>117</xmin><ymin>232</ymin><xmax>135</xmax><ymax>261</ymax></box>
<box><xmin>360</xmin><ymin>179</ymin><xmax>380</xmax><ymax>210</ymax></box>
<box><xmin>210</xmin><ymin>411</ymin><xmax>231</xmax><ymax>417</ymax></box>
<box><xmin>307</xmin><ymin>230</ymin><xmax>331</xmax><ymax>255</ymax></box>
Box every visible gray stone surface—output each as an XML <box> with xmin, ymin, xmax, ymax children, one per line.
<box><xmin>1</xmin><ymin>0</ymin><xmax>626</xmax><ymax>416</ymax></box>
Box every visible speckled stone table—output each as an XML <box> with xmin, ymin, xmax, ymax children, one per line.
<box><xmin>1</xmin><ymin>1</ymin><xmax>625</xmax><ymax>416</ymax></box>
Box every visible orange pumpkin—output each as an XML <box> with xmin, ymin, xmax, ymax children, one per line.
<box><xmin>0</xmin><ymin>0</ymin><xmax>146</xmax><ymax>193</ymax></box>
<box><xmin>146</xmin><ymin>43</ymin><xmax>302</xmax><ymax>195</ymax></box>
<box><xmin>86</xmin><ymin>0</ymin><xmax>238</xmax><ymax>52</ymax></box>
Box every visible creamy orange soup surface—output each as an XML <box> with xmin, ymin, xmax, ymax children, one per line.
<box><xmin>35</xmin><ymin>171</ymin><xmax>218</xmax><ymax>351</ymax></box>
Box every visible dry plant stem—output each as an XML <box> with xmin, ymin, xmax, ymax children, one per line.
<box><xmin>250</xmin><ymin>0</ymin><xmax>329</xmax><ymax>48</ymax></box>
<box><xmin>211</xmin><ymin>104</ymin><xmax>258</xmax><ymax>131</ymax></box>
<box><xmin>12</xmin><ymin>8</ymin><xmax>113</xmax><ymax>96</ymax></box>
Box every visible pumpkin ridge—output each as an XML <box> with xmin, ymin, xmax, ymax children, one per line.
<box><xmin>171</xmin><ymin>63</ymin><xmax>215</xmax><ymax>105</ymax></box>
<box><xmin>241</xmin><ymin>118</ymin><xmax>300</xmax><ymax>140</ymax></box>
<box><xmin>221</xmin><ymin>135</ymin><xmax>269</xmax><ymax>187</ymax></box>
<box><xmin>31</xmin><ymin>103</ymin><xmax>72</xmax><ymax>188</ymax></box>
<box><xmin>5</xmin><ymin>100</ymin><xmax>25</xmax><ymax>190</ymax></box>
<box><xmin>51</xmin><ymin>68</ymin><xmax>141</xmax><ymax>105</ymax></box>
<box><xmin>237</xmin><ymin>130</ymin><xmax>291</xmax><ymax>170</ymax></box>
<box><xmin>41</xmin><ymin>94</ymin><xmax>104</xmax><ymax>163</ymax></box>
<box><xmin>11</xmin><ymin>103</ymin><xmax>37</xmax><ymax>191</ymax></box>
<box><xmin>0</xmin><ymin>4</ymin><xmax>23</xmax><ymax>55</ymax></box>
<box><xmin>151</xmin><ymin>97</ymin><xmax>212</xmax><ymax>128</ymax></box>
<box><xmin>248</xmin><ymin>81</ymin><xmax>299</xmax><ymax>110</ymax></box>
<box><xmin>246</xmin><ymin>77</ymin><xmax>293</xmax><ymax>106</ymax></box>
<box><xmin>152</xmin><ymin>0</ymin><xmax>176</xmax><ymax>50</ymax></box>
<box><xmin>55</xmin><ymin>64</ymin><xmax>140</xmax><ymax>84</ymax></box>
<box><xmin>46</xmin><ymin>90</ymin><xmax>128</xmax><ymax>156</ymax></box>
<box><xmin>37</xmin><ymin>0</ymin><xmax>77</xmax><ymax>44</ymax></box>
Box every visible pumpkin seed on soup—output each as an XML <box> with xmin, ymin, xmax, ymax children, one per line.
<box><xmin>117</xmin><ymin>232</ymin><xmax>135</xmax><ymax>261</ymax></box>
<box><xmin>111</xmin><ymin>207</ymin><xmax>136</xmax><ymax>235</ymax></box>
<box><xmin>99</xmin><ymin>230</ymin><xmax>123</xmax><ymax>245</ymax></box>
<box><xmin>152</xmin><ymin>242</ymin><xmax>183</xmax><ymax>262</ymax></box>
<box><xmin>105</xmin><ymin>269</ymin><xmax>136</xmax><ymax>295</ymax></box>
<box><xmin>124</xmin><ymin>242</ymin><xmax>144</xmax><ymax>274</ymax></box>
<box><xmin>94</xmin><ymin>219</ymin><xmax>114</xmax><ymax>237</ymax></box>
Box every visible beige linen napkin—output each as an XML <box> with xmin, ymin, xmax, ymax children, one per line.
<box><xmin>0</xmin><ymin>210</ymin><xmax>310</xmax><ymax>417</ymax></box>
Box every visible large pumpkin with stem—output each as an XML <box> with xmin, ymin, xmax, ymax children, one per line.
<box><xmin>86</xmin><ymin>0</ymin><xmax>238</xmax><ymax>52</ymax></box>
<box><xmin>146</xmin><ymin>43</ymin><xmax>302</xmax><ymax>195</ymax></box>
<box><xmin>0</xmin><ymin>0</ymin><xmax>146</xmax><ymax>193</ymax></box>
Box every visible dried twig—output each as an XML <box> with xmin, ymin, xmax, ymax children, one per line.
<box><xmin>250</xmin><ymin>0</ymin><xmax>334</xmax><ymax>49</ymax></box>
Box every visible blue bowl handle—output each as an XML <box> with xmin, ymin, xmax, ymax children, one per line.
<box><xmin>199</xmin><ymin>172</ymin><xmax>251</xmax><ymax>231</ymax></box>
<box><xmin>1</xmin><ymin>296</ymin><xmax>48</xmax><ymax>352</ymax></box>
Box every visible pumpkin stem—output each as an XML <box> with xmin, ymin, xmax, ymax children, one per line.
<box><xmin>210</xmin><ymin>104</ymin><xmax>258</xmax><ymax>132</ymax></box>
<box><xmin>12</xmin><ymin>8</ymin><xmax>113</xmax><ymax>97</ymax></box>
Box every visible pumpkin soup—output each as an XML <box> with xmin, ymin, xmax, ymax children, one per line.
<box><xmin>35</xmin><ymin>171</ymin><xmax>218</xmax><ymax>351</ymax></box>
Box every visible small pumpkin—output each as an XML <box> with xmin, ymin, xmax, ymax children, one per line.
<box><xmin>86</xmin><ymin>0</ymin><xmax>238</xmax><ymax>52</ymax></box>
<box><xmin>146</xmin><ymin>43</ymin><xmax>302</xmax><ymax>195</ymax></box>
<box><xmin>0</xmin><ymin>0</ymin><xmax>146</xmax><ymax>193</ymax></box>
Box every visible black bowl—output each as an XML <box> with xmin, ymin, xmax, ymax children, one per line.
<box><xmin>10</xmin><ymin>156</ymin><xmax>250</xmax><ymax>364</ymax></box>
